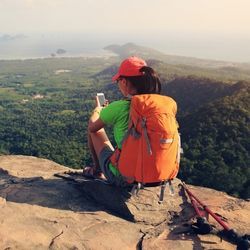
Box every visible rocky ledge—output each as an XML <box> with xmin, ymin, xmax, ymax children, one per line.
<box><xmin>0</xmin><ymin>155</ymin><xmax>249</xmax><ymax>249</ymax></box>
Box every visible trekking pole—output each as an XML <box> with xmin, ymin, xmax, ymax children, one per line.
<box><xmin>182</xmin><ymin>182</ymin><xmax>213</xmax><ymax>234</ymax></box>
<box><xmin>182</xmin><ymin>182</ymin><xmax>229</xmax><ymax>229</ymax></box>
<box><xmin>181</xmin><ymin>182</ymin><xmax>250</xmax><ymax>250</ymax></box>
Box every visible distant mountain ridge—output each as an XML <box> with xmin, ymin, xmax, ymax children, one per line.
<box><xmin>94</xmin><ymin>58</ymin><xmax>250</xmax><ymax>84</ymax></box>
<box><xmin>104</xmin><ymin>43</ymin><xmax>249</xmax><ymax>69</ymax></box>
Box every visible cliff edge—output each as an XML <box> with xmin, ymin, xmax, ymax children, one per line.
<box><xmin>0</xmin><ymin>155</ymin><xmax>249</xmax><ymax>249</ymax></box>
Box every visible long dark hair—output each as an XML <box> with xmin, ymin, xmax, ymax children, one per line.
<box><xmin>122</xmin><ymin>66</ymin><xmax>162</xmax><ymax>94</ymax></box>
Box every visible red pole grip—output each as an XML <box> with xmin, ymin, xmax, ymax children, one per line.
<box><xmin>183</xmin><ymin>183</ymin><xmax>230</xmax><ymax>231</ymax></box>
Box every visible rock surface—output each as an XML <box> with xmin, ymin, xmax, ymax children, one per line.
<box><xmin>0</xmin><ymin>155</ymin><xmax>249</xmax><ymax>249</ymax></box>
<box><xmin>62</xmin><ymin>171</ymin><xmax>184</xmax><ymax>225</ymax></box>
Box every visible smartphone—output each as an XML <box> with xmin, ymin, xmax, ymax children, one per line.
<box><xmin>96</xmin><ymin>93</ymin><xmax>106</xmax><ymax>106</ymax></box>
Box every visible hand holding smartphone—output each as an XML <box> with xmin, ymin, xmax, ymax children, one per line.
<box><xmin>96</xmin><ymin>93</ymin><xmax>106</xmax><ymax>107</ymax></box>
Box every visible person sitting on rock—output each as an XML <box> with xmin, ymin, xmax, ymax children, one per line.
<box><xmin>83</xmin><ymin>56</ymin><xmax>162</xmax><ymax>185</ymax></box>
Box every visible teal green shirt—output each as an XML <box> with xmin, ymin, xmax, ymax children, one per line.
<box><xmin>99</xmin><ymin>100</ymin><xmax>130</xmax><ymax>176</ymax></box>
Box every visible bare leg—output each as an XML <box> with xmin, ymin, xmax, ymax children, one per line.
<box><xmin>87</xmin><ymin>128</ymin><xmax>114</xmax><ymax>174</ymax></box>
<box><xmin>89</xmin><ymin>128</ymin><xmax>114</xmax><ymax>158</ymax></box>
<box><xmin>86</xmin><ymin>105</ymin><xmax>114</xmax><ymax>176</ymax></box>
<box><xmin>87</xmin><ymin>132</ymin><xmax>100</xmax><ymax>170</ymax></box>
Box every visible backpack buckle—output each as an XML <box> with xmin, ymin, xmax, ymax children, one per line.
<box><xmin>158</xmin><ymin>180</ymin><xmax>175</xmax><ymax>204</ymax></box>
<box><xmin>131</xmin><ymin>182</ymin><xmax>143</xmax><ymax>196</ymax></box>
<box><xmin>159</xmin><ymin>180</ymin><xmax>167</xmax><ymax>203</ymax></box>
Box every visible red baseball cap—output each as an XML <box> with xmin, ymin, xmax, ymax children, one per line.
<box><xmin>112</xmin><ymin>56</ymin><xmax>147</xmax><ymax>82</ymax></box>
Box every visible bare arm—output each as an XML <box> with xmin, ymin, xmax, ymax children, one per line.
<box><xmin>88</xmin><ymin>112</ymin><xmax>105</xmax><ymax>132</ymax></box>
<box><xmin>88</xmin><ymin>96</ymin><xmax>106</xmax><ymax>133</ymax></box>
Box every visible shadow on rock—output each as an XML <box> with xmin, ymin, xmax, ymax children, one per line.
<box><xmin>0</xmin><ymin>167</ymin><xmax>185</xmax><ymax>225</ymax></box>
<box><xmin>0</xmin><ymin>168</ymin><xmax>131</xmax><ymax>215</ymax></box>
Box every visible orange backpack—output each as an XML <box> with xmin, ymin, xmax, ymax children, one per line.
<box><xmin>111</xmin><ymin>94</ymin><xmax>181</xmax><ymax>184</ymax></box>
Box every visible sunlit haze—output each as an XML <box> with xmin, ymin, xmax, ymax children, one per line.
<box><xmin>0</xmin><ymin>0</ymin><xmax>250</xmax><ymax>61</ymax></box>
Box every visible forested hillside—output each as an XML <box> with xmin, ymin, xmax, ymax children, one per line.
<box><xmin>0</xmin><ymin>57</ymin><xmax>117</xmax><ymax>167</ymax></box>
<box><xmin>164</xmin><ymin>77</ymin><xmax>248</xmax><ymax>116</ymax></box>
<box><xmin>176</xmin><ymin>82</ymin><xmax>249</xmax><ymax>198</ymax></box>
<box><xmin>0</xmin><ymin>56</ymin><xmax>249</xmax><ymax>198</ymax></box>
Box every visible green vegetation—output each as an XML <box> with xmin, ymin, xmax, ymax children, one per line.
<box><xmin>0</xmin><ymin>57</ymin><xmax>118</xmax><ymax>167</ymax></box>
<box><xmin>0</xmin><ymin>55</ymin><xmax>249</xmax><ymax>199</ymax></box>
<box><xmin>178</xmin><ymin>83</ymin><xmax>250</xmax><ymax>199</ymax></box>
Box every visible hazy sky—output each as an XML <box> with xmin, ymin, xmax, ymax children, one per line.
<box><xmin>0</xmin><ymin>0</ymin><xmax>250</xmax><ymax>61</ymax></box>
<box><xmin>0</xmin><ymin>0</ymin><xmax>249</xmax><ymax>35</ymax></box>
